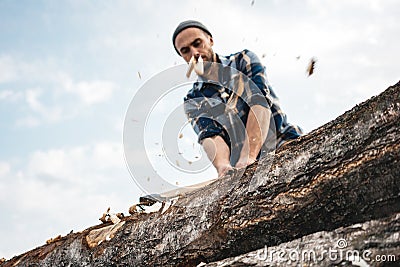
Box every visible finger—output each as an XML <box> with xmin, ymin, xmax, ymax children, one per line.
<box><xmin>235</xmin><ymin>162</ymin><xmax>246</xmax><ymax>168</ymax></box>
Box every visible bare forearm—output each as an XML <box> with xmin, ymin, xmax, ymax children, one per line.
<box><xmin>240</xmin><ymin>105</ymin><xmax>270</xmax><ymax>160</ymax></box>
<box><xmin>202</xmin><ymin>135</ymin><xmax>232</xmax><ymax>177</ymax></box>
<box><xmin>248</xmin><ymin>105</ymin><xmax>270</xmax><ymax>157</ymax></box>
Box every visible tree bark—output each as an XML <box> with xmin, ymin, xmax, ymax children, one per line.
<box><xmin>2</xmin><ymin>81</ymin><xmax>399</xmax><ymax>267</ymax></box>
<box><xmin>204</xmin><ymin>212</ymin><xmax>400</xmax><ymax>266</ymax></box>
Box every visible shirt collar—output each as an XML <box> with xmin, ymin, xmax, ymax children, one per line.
<box><xmin>215</xmin><ymin>53</ymin><xmax>231</xmax><ymax>67</ymax></box>
<box><xmin>196</xmin><ymin>53</ymin><xmax>232</xmax><ymax>82</ymax></box>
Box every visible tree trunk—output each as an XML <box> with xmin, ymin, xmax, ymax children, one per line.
<box><xmin>2</xmin><ymin>81</ymin><xmax>399</xmax><ymax>267</ymax></box>
<box><xmin>204</xmin><ymin>212</ymin><xmax>400</xmax><ymax>266</ymax></box>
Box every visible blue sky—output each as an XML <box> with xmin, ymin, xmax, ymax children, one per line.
<box><xmin>0</xmin><ymin>0</ymin><xmax>399</xmax><ymax>260</ymax></box>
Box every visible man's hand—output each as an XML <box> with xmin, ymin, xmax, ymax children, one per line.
<box><xmin>200</xmin><ymin>105</ymin><xmax>271</xmax><ymax>176</ymax></box>
<box><xmin>235</xmin><ymin>156</ymin><xmax>256</xmax><ymax>169</ymax></box>
<box><xmin>237</xmin><ymin>105</ymin><xmax>271</xmax><ymax>168</ymax></box>
<box><xmin>216</xmin><ymin>164</ymin><xmax>234</xmax><ymax>177</ymax></box>
<box><xmin>202</xmin><ymin>135</ymin><xmax>233</xmax><ymax>177</ymax></box>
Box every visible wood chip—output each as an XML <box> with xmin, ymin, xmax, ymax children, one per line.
<box><xmin>307</xmin><ymin>57</ymin><xmax>317</xmax><ymax>76</ymax></box>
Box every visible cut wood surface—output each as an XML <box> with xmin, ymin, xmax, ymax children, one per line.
<box><xmin>2</xmin><ymin>81</ymin><xmax>399</xmax><ymax>267</ymax></box>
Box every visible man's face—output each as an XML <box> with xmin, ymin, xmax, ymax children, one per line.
<box><xmin>174</xmin><ymin>27</ymin><xmax>214</xmax><ymax>63</ymax></box>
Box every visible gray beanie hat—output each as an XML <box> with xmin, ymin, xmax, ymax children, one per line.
<box><xmin>172</xmin><ymin>20</ymin><xmax>212</xmax><ymax>56</ymax></box>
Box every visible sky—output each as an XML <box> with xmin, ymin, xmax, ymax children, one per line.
<box><xmin>0</xmin><ymin>0</ymin><xmax>399</xmax><ymax>260</ymax></box>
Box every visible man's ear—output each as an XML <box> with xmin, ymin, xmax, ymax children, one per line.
<box><xmin>209</xmin><ymin>36</ymin><xmax>214</xmax><ymax>46</ymax></box>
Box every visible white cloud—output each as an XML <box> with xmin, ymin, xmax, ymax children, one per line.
<box><xmin>0</xmin><ymin>56</ymin><xmax>119</xmax><ymax>128</ymax></box>
<box><xmin>15</xmin><ymin>115</ymin><xmax>41</xmax><ymax>127</ymax></box>
<box><xmin>58</xmin><ymin>72</ymin><xmax>118</xmax><ymax>105</ymax></box>
<box><xmin>0</xmin><ymin>54</ymin><xmax>59</xmax><ymax>85</ymax></box>
<box><xmin>14</xmin><ymin>88</ymin><xmax>63</xmax><ymax>127</ymax></box>
<box><xmin>307</xmin><ymin>0</ymin><xmax>385</xmax><ymax>15</ymax></box>
<box><xmin>0</xmin><ymin>89</ymin><xmax>23</xmax><ymax>101</ymax></box>
<box><xmin>26</xmin><ymin>142</ymin><xmax>124</xmax><ymax>184</ymax></box>
<box><xmin>0</xmin><ymin>161</ymin><xmax>10</xmax><ymax>177</ymax></box>
<box><xmin>15</xmin><ymin>81</ymin><xmax>117</xmax><ymax>128</ymax></box>
<box><xmin>73</xmin><ymin>80</ymin><xmax>116</xmax><ymax>105</ymax></box>
<box><xmin>25</xmin><ymin>89</ymin><xmax>43</xmax><ymax>111</ymax></box>
<box><xmin>92</xmin><ymin>142</ymin><xmax>124</xmax><ymax>170</ymax></box>
<box><xmin>101</xmin><ymin>31</ymin><xmax>145</xmax><ymax>51</ymax></box>
<box><xmin>60</xmin><ymin>73</ymin><xmax>117</xmax><ymax>105</ymax></box>
<box><xmin>27</xmin><ymin>148</ymin><xmax>84</xmax><ymax>183</ymax></box>
<box><xmin>0</xmin><ymin>55</ymin><xmax>17</xmax><ymax>83</ymax></box>
<box><xmin>0</xmin><ymin>90</ymin><xmax>12</xmax><ymax>99</ymax></box>
<box><xmin>0</xmin><ymin>142</ymin><xmax>137</xmax><ymax>259</ymax></box>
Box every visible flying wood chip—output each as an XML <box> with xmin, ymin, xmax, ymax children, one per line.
<box><xmin>46</xmin><ymin>235</ymin><xmax>62</xmax><ymax>245</ymax></box>
<box><xmin>307</xmin><ymin>57</ymin><xmax>317</xmax><ymax>76</ymax></box>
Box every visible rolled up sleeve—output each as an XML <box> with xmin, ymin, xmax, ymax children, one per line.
<box><xmin>184</xmin><ymin>96</ymin><xmax>225</xmax><ymax>144</ymax></box>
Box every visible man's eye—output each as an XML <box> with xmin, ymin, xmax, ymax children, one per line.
<box><xmin>193</xmin><ymin>39</ymin><xmax>201</xmax><ymax>47</ymax></box>
<box><xmin>181</xmin><ymin>48</ymin><xmax>189</xmax><ymax>54</ymax></box>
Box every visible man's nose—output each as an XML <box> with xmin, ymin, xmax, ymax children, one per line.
<box><xmin>190</xmin><ymin>48</ymin><xmax>201</xmax><ymax>59</ymax></box>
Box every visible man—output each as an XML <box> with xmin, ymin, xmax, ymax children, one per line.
<box><xmin>173</xmin><ymin>20</ymin><xmax>302</xmax><ymax>177</ymax></box>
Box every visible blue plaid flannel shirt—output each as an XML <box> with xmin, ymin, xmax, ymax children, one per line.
<box><xmin>184</xmin><ymin>49</ymin><xmax>302</xmax><ymax>155</ymax></box>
